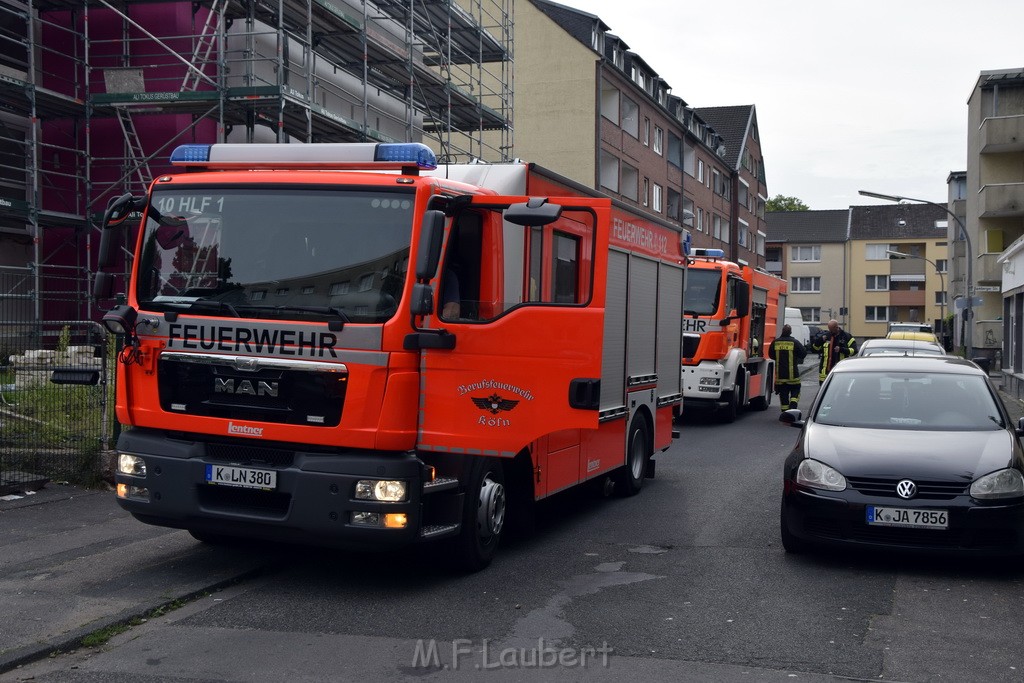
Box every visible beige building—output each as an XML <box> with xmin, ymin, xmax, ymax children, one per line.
<box><xmin>765</xmin><ymin>210</ymin><xmax>848</xmax><ymax>326</ymax></box>
<box><xmin>847</xmin><ymin>204</ymin><xmax>949</xmax><ymax>342</ymax></box>
<box><xmin>969</xmin><ymin>69</ymin><xmax>1024</xmax><ymax>395</ymax></box>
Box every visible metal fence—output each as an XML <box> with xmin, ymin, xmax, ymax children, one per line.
<box><xmin>1</xmin><ymin>267</ymin><xmax>111</xmax><ymax>494</ymax></box>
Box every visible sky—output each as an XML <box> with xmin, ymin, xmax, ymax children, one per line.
<box><xmin>572</xmin><ymin>0</ymin><xmax>1024</xmax><ymax>210</ymax></box>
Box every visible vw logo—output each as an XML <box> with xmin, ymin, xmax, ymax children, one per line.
<box><xmin>896</xmin><ymin>479</ymin><xmax>917</xmax><ymax>499</ymax></box>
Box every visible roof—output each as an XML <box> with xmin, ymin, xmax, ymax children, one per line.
<box><xmin>529</xmin><ymin>0</ymin><xmax>608</xmax><ymax>51</ymax></box>
<box><xmin>764</xmin><ymin>209</ymin><xmax>849</xmax><ymax>243</ymax></box>
<box><xmin>694</xmin><ymin>105</ymin><xmax>754</xmax><ymax>169</ymax></box>
<box><xmin>848</xmin><ymin>203</ymin><xmax>948</xmax><ymax>241</ymax></box>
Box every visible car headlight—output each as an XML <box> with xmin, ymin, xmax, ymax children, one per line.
<box><xmin>117</xmin><ymin>453</ymin><xmax>147</xmax><ymax>477</ymax></box>
<box><xmin>795</xmin><ymin>459</ymin><xmax>847</xmax><ymax>492</ymax></box>
<box><xmin>970</xmin><ymin>468</ymin><xmax>1024</xmax><ymax>500</ymax></box>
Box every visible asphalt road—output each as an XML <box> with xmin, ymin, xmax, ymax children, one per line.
<box><xmin>4</xmin><ymin>379</ymin><xmax>1024</xmax><ymax>682</ymax></box>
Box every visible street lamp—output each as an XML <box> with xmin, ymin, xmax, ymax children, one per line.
<box><xmin>859</xmin><ymin>190</ymin><xmax>972</xmax><ymax>354</ymax></box>
<box><xmin>886</xmin><ymin>249</ymin><xmax>945</xmax><ymax>326</ymax></box>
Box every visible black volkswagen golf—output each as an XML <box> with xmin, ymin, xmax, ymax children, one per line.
<box><xmin>779</xmin><ymin>356</ymin><xmax>1024</xmax><ymax>555</ymax></box>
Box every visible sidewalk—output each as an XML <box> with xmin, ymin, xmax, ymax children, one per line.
<box><xmin>0</xmin><ymin>484</ymin><xmax>269</xmax><ymax>674</ymax></box>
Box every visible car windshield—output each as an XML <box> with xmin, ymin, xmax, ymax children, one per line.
<box><xmin>137</xmin><ymin>187</ymin><xmax>414</xmax><ymax>323</ymax></box>
<box><xmin>815</xmin><ymin>371</ymin><xmax>1005</xmax><ymax>430</ymax></box>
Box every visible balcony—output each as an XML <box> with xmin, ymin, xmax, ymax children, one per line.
<box><xmin>979</xmin><ymin>183</ymin><xmax>1024</xmax><ymax>218</ymax></box>
<box><xmin>980</xmin><ymin>115</ymin><xmax>1024</xmax><ymax>154</ymax></box>
<box><xmin>765</xmin><ymin>260</ymin><xmax>782</xmax><ymax>274</ymax></box>
<box><xmin>889</xmin><ymin>290</ymin><xmax>925</xmax><ymax>307</ymax></box>
<box><xmin>978</xmin><ymin>252</ymin><xmax>1005</xmax><ymax>285</ymax></box>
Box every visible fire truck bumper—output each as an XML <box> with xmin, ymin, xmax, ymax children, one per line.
<box><xmin>112</xmin><ymin>428</ymin><xmax>460</xmax><ymax>550</ymax></box>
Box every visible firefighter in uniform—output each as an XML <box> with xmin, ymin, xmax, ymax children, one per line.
<box><xmin>811</xmin><ymin>319</ymin><xmax>857</xmax><ymax>384</ymax></box>
<box><xmin>769</xmin><ymin>324</ymin><xmax>807</xmax><ymax>411</ymax></box>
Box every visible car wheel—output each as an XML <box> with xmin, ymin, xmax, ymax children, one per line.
<box><xmin>779</xmin><ymin>502</ymin><xmax>807</xmax><ymax>554</ymax></box>
<box><xmin>453</xmin><ymin>458</ymin><xmax>506</xmax><ymax>572</ymax></box>
<box><xmin>613</xmin><ymin>416</ymin><xmax>650</xmax><ymax>497</ymax></box>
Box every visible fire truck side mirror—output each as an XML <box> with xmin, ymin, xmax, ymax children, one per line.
<box><xmin>415</xmin><ymin>210</ymin><xmax>446</xmax><ymax>281</ymax></box>
<box><xmin>410</xmin><ymin>282</ymin><xmax>434</xmax><ymax>316</ymax></box>
<box><xmin>734</xmin><ymin>281</ymin><xmax>750</xmax><ymax>318</ymax></box>
<box><xmin>97</xmin><ymin>193</ymin><xmax>141</xmax><ymax>270</ymax></box>
<box><xmin>503</xmin><ymin>198</ymin><xmax>562</xmax><ymax>227</ymax></box>
<box><xmin>93</xmin><ymin>271</ymin><xmax>115</xmax><ymax>299</ymax></box>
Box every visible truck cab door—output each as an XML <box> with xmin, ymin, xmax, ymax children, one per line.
<box><xmin>414</xmin><ymin>196</ymin><xmax>608</xmax><ymax>457</ymax></box>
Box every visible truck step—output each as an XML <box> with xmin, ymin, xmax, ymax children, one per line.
<box><xmin>423</xmin><ymin>476</ymin><xmax>459</xmax><ymax>493</ymax></box>
<box><xmin>420</xmin><ymin>523</ymin><xmax>460</xmax><ymax>539</ymax></box>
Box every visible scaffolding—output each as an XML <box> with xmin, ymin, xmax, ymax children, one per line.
<box><xmin>0</xmin><ymin>0</ymin><xmax>513</xmax><ymax>325</ymax></box>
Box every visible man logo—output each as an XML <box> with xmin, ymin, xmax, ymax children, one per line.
<box><xmin>214</xmin><ymin>378</ymin><xmax>279</xmax><ymax>397</ymax></box>
<box><xmin>896</xmin><ymin>479</ymin><xmax>917</xmax><ymax>500</ymax></box>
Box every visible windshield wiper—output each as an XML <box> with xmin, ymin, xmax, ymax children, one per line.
<box><xmin>142</xmin><ymin>297</ymin><xmax>240</xmax><ymax>317</ymax></box>
<box><xmin>238</xmin><ymin>304</ymin><xmax>350</xmax><ymax>327</ymax></box>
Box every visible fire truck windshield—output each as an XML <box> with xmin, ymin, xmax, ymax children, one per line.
<box><xmin>683</xmin><ymin>268</ymin><xmax>722</xmax><ymax>315</ymax></box>
<box><xmin>137</xmin><ymin>187</ymin><xmax>414</xmax><ymax>323</ymax></box>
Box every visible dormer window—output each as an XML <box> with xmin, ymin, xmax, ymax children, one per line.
<box><xmin>592</xmin><ymin>27</ymin><xmax>604</xmax><ymax>53</ymax></box>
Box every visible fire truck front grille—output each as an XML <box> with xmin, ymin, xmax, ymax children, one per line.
<box><xmin>158</xmin><ymin>357</ymin><xmax>347</xmax><ymax>427</ymax></box>
<box><xmin>206</xmin><ymin>443</ymin><xmax>295</xmax><ymax>468</ymax></box>
<box><xmin>196</xmin><ymin>485</ymin><xmax>291</xmax><ymax>518</ymax></box>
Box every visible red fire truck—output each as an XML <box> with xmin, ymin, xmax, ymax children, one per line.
<box><xmin>681</xmin><ymin>248</ymin><xmax>786</xmax><ymax>422</ymax></box>
<box><xmin>97</xmin><ymin>143</ymin><xmax>689</xmax><ymax>570</ymax></box>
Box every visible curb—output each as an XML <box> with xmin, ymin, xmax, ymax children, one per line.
<box><xmin>0</xmin><ymin>566</ymin><xmax>268</xmax><ymax>675</ymax></box>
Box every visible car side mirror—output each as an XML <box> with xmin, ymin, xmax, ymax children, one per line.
<box><xmin>1017</xmin><ymin>416</ymin><xmax>1024</xmax><ymax>437</ymax></box>
<box><xmin>779</xmin><ymin>409</ymin><xmax>804</xmax><ymax>427</ymax></box>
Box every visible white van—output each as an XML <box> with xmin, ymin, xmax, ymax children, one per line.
<box><xmin>783</xmin><ymin>307</ymin><xmax>810</xmax><ymax>346</ymax></box>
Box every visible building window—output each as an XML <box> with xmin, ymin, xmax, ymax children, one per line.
<box><xmin>712</xmin><ymin>169</ymin><xmax>721</xmax><ymax>195</ymax></box>
<box><xmin>600</xmin><ymin>83</ymin><xmax>620</xmax><ymax>124</ymax></box>
<box><xmin>738</xmin><ymin>181</ymin><xmax>749</xmax><ymax>210</ymax></box>
<box><xmin>667</xmin><ymin>188</ymin><xmax>681</xmax><ymax>221</ymax></box>
<box><xmin>668</xmin><ymin>132</ymin><xmax>681</xmax><ymax>169</ymax></box>
<box><xmin>721</xmin><ymin>220</ymin><xmax>730</xmax><ymax>244</ymax></box>
<box><xmin>697</xmin><ymin>159</ymin><xmax>704</xmax><ymax>183</ymax></box>
<box><xmin>866</xmin><ymin>275</ymin><xmax>889</xmax><ymax>291</ymax></box>
<box><xmin>935</xmin><ymin>258</ymin><xmax>947</xmax><ymax>272</ymax></box>
<box><xmin>799</xmin><ymin>307</ymin><xmax>821</xmax><ymax>323</ymax></box>
<box><xmin>357</xmin><ymin>274</ymin><xmax>373</xmax><ymax>292</ymax></box>
<box><xmin>792</xmin><ymin>276</ymin><xmax>821</xmax><ymax>293</ymax></box>
<box><xmin>935</xmin><ymin>291</ymin><xmax>947</xmax><ymax>306</ymax></box>
<box><xmin>738</xmin><ymin>219</ymin><xmax>749</xmax><ymax>247</ymax></box>
<box><xmin>642</xmin><ymin>177</ymin><xmax>649</xmax><ymax>206</ymax></box>
<box><xmin>756</xmin><ymin>195</ymin><xmax>766</xmax><ymax>219</ymax></box>
<box><xmin>682</xmin><ymin>197</ymin><xmax>694</xmax><ymax>226</ymax></box>
<box><xmin>682</xmin><ymin>141</ymin><xmax>695</xmax><ymax>176</ymax></box>
<box><xmin>653</xmin><ymin>126</ymin><xmax>663</xmax><ymax>155</ymax></box>
<box><xmin>866</xmin><ymin>243</ymin><xmax>892</xmax><ymax>260</ymax></box>
<box><xmin>250</xmin><ymin>290</ymin><xmax>267</xmax><ymax>301</ymax></box>
<box><xmin>697</xmin><ymin>207</ymin><xmax>704</xmax><ymax>232</ymax></box>
<box><xmin>643</xmin><ymin>117</ymin><xmax>650</xmax><ymax>146</ymax></box>
<box><xmin>621</xmin><ymin>163</ymin><xmax>639</xmax><ymax>201</ymax></box>
<box><xmin>713</xmin><ymin>214</ymin><xmax>722</xmax><ymax>239</ymax></box>
<box><xmin>276</xmin><ymin>287</ymin><xmax>289</xmax><ymax>296</ymax></box>
<box><xmin>790</xmin><ymin>245</ymin><xmax>821</xmax><ymax>262</ymax></box>
<box><xmin>329</xmin><ymin>282</ymin><xmax>349</xmax><ymax>295</ymax></box>
<box><xmin>621</xmin><ymin>97</ymin><xmax>639</xmax><ymax>138</ymax></box>
<box><xmin>301</xmin><ymin>285</ymin><xmax>315</xmax><ymax>295</ymax></box>
<box><xmin>865</xmin><ymin>306</ymin><xmax>890</xmax><ymax>322</ymax></box>
<box><xmin>652</xmin><ymin>184</ymin><xmax>663</xmax><ymax>213</ymax></box>
<box><xmin>600</xmin><ymin>152</ymin><xmax>619</xmax><ymax>192</ymax></box>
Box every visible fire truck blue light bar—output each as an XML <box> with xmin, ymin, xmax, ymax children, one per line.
<box><xmin>169</xmin><ymin>143</ymin><xmax>438</xmax><ymax>170</ymax></box>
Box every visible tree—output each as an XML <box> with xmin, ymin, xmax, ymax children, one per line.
<box><xmin>766</xmin><ymin>195</ymin><xmax>809</xmax><ymax>212</ymax></box>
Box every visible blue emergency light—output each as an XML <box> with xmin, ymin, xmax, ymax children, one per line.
<box><xmin>169</xmin><ymin>142</ymin><xmax>438</xmax><ymax>170</ymax></box>
<box><xmin>693</xmin><ymin>248</ymin><xmax>725</xmax><ymax>259</ymax></box>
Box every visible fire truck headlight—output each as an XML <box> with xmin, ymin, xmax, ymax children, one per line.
<box><xmin>355</xmin><ymin>479</ymin><xmax>408</xmax><ymax>502</ymax></box>
<box><xmin>117</xmin><ymin>453</ymin><xmax>147</xmax><ymax>477</ymax></box>
<box><xmin>699</xmin><ymin>377</ymin><xmax>721</xmax><ymax>386</ymax></box>
<box><xmin>116</xmin><ymin>483</ymin><xmax>150</xmax><ymax>500</ymax></box>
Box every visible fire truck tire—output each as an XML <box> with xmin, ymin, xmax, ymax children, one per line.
<box><xmin>613</xmin><ymin>417</ymin><xmax>650</xmax><ymax>497</ymax></box>
<box><xmin>453</xmin><ymin>457</ymin><xmax>507</xmax><ymax>572</ymax></box>
<box><xmin>750</xmin><ymin>378</ymin><xmax>772</xmax><ymax>411</ymax></box>
<box><xmin>720</xmin><ymin>384</ymin><xmax>741</xmax><ymax>423</ymax></box>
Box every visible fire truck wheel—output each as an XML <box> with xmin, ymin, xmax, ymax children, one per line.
<box><xmin>454</xmin><ymin>458</ymin><xmax>507</xmax><ymax>572</ymax></box>
<box><xmin>750</xmin><ymin>379</ymin><xmax>772</xmax><ymax>411</ymax></box>
<box><xmin>720</xmin><ymin>384</ymin><xmax>741</xmax><ymax>423</ymax></box>
<box><xmin>613</xmin><ymin>417</ymin><xmax>650</xmax><ymax>497</ymax></box>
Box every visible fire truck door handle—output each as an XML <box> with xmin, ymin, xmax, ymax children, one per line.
<box><xmin>568</xmin><ymin>378</ymin><xmax>601</xmax><ymax>410</ymax></box>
